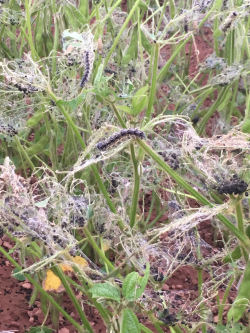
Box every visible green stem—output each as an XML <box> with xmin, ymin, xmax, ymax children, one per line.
<box><xmin>97</xmin><ymin>0</ymin><xmax>122</xmax><ymax>22</ymax></box>
<box><xmin>227</xmin><ymin>79</ymin><xmax>239</xmax><ymax>123</ymax></box>
<box><xmin>109</xmin><ymin>101</ymin><xmax>126</xmax><ymax>128</ymax></box>
<box><xmin>14</xmin><ymin>137</ymin><xmax>35</xmax><ymax>171</ymax></box>
<box><xmin>129</xmin><ymin>144</ymin><xmax>140</xmax><ymax>228</ymax></box>
<box><xmin>137</xmin><ymin>139</ymin><xmax>250</xmax><ymax>250</ymax></box>
<box><xmin>234</xmin><ymin>196</ymin><xmax>248</xmax><ymax>261</ymax></box>
<box><xmin>48</xmin><ymin>91</ymin><xmax>118</xmax><ymax>216</ymax></box>
<box><xmin>235</xmin><ymin>197</ymin><xmax>244</xmax><ymax>234</ymax></box>
<box><xmin>24</xmin><ymin>0</ymin><xmax>38</xmax><ymax>60</ymax></box>
<box><xmin>157</xmin><ymin>37</ymin><xmax>191</xmax><ymax>83</ymax></box>
<box><xmin>65</xmin><ymin>273</ymin><xmax>111</xmax><ymax>325</ymax></box>
<box><xmin>0</xmin><ymin>246</ymin><xmax>84</xmax><ymax>332</ymax></box>
<box><xmin>104</xmin><ymin>0</ymin><xmax>141</xmax><ymax>67</ymax></box>
<box><xmin>197</xmin><ymin>86</ymin><xmax>230</xmax><ymax>135</ymax></box>
<box><xmin>218</xmin><ymin>275</ymin><xmax>235</xmax><ymax>324</ymax></box>
<box><xmin>51</xmin><ymin>4</ymin><xmax>59</xmax><ymax>77</ymax></box>
<box><xmin>108</xmin><ymin>101</ymin><xmax>140</xmax><ymax>229</ymax></box>
<box><xmin>52</xmin><ymin>266</ymin><xmax>94</xmax><ymax>333</ymax></box>
<box><xmin>145</xmin><ymin>42</ymin><xmax>159</xmax><ymax>123</ymax></box>
<box><xmin>83</xmin><ymin>226</ymin><xmax>115</xmax><ymax>271</ymax></box>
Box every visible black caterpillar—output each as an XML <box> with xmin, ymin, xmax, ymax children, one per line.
<box><xmin>0</xmin><ymin>124</ymin><xmax>18</xmax><ymax>137</ymax></box>
<box><xmin>184</xmin><ymin>17</ymin><xmax>188</xmax><ymax>33</ymax></box>
<box><xmin>14</xmin><ymin>82</ymin><xmax>38</xmax><ymax>94</ymax></box>
<box><xmin>215</xmin><ymin>174</ymin><xmax>248</xmax><ymax>195</ymax></box>
<box><xmin>220</xmin><ymin>12</ymin><xmax>237</xmax><ymax>33</ymax></box>
<box><xmin>80</xmin><ymin>51</ymin><xmax>91</xmax><ymax>88</ymax></box>
<box><xmin>96</xmin><ymin>128</ymin><xmax>146</xmax><ymax>151</ymax></box>
<box><xmin>158</xmin><ymin>151</ymin><xmax>179</xmax><ymax>170</ymax></box>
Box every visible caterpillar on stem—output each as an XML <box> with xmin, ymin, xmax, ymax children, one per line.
<box><xmin>96</xmin><ymin>128</ymin><xmax>146</xmax><ymax>151</ymax></box>
<box><xmin>80</xmin><ymin>51</ymin><xmax>92</xmax><ymax>88</ymax></box>
<box><xmin>220</xmin><ymin>12</ymin><xmax>237</xmax><ymax>33</ymax></box>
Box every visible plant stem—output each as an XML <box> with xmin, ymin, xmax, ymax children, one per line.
<box><xmin>104</xmin><ymin>0</ymin><xmax>141</xmax><ymax>67</ymax></box>
<box><xmin>108</xmin><ymin>100</ymin><xmax>141</xmax><ymax>229</ymax></box>
<box><xmin>0</xmin><ymin>246</ymin><xmax>85</xmax><ymax>332</ymax></box>
<box><xmin>218</xmin><ymin>275</ymin><xmax>235</xmax><ymax>324</ymax></box>
<box><xmin>197</xmin><ymin>86</ymin><xmax>230</xmax><ymax>135</ymax></box>
<box><xmin>83</xmin><ymin>226</ymin><xmax>115</xmax><ymax>271</ymax></box>
<box><xmin>48</xmin><ymin>91</ymin><xmax>118</xmax><ymax>216</ymax></box>
<box><xmin>234</xmin><ymin>196</ymin><xmax>248</xmax><ymax>262</ymax></box>
<box><xmin>24</xmin><ymin>0</ymin><xmax>38</xmax><ymax>60</ymax></box>
<box><xmin>145</xmin><ymin>42</ymin><xmax>159</xmax><ymax>123</ymax></box>
<box><xmin>235</xmin><ymin>197</ymin><xmax>244</xmax><ymax>234</ymax></box>
<box><xmin>52</xmin><ymin>266</ymin><xmax>94</xmax><ymax>333</ymax></box>
<box><xmin>66</xmin><ymin>273</ymin><xmax>111</xmax><ymax>325</ymax></box>
<box><xmin>51</xmin><ymin>1</ymin><xmax>59</xmax><ymax>77</ymax></box>
<box><xmin>14</xmin><ymin>136</ymin><xmax>35</xmax><ymax>171</ymax></box>
<box><xmin>137</xmin><ymin>139</ymin><xmax>250</xmax><ymax>250</ymax></box>
<box><xmin>129</xmin><ymin>144</ymin><xmax>140</xmax><ymax>228</ymax></box>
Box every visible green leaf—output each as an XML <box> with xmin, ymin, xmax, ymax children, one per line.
<box><xmin>93</xmin><ymin>64</ymin><xmax>112</xmax><ymax>98</ymax></box>
<box><xmin>87</xmin><ymin>206</ymin><xmax>94</xmax><ymax>219</ymax></box>
<box><xmin>116</xmin><ymin>105</ymin><xmax>133</xmax><ymax>115</ymax></box>
<box><xmin>34</xmin><ymin>12</ymin><xmax>45</xmax><ymax>57</ymax></box>
<box><xmin>12</xmin><ymin>267</ymin><xmax>26</xmax><ymax>281</ymax></box>
<box><xmin>135</xmin><ymin>263</ymin><xmax>150</xmax><ymax>299</ymax></box>
<box><xmin>94</xmin><ymin>64</ymin><xmax>104</xmax><ymax>85</ymax></box>
<box><xmin>227</xmin><ymin>260</ymin><xmax>250</xmax><ymax>322</ymax></box>
<box><xmin>141</xmin><ymin>30</ymin><xmax>152</xmax><ymax>54</ymax></box>
<box><xmin>26</xmin><ymin>326</ymin><xmax>53</xmax><ymax>333</ymax></box>
<box><xmin>215</xmin><ymin>323</ymin><xmax>246</xmax><ymax>332</ymax></box>
<box><xmin>34</xmin><ymin>198</ymin><xmax>49</xmax><ymax>208</ymax></box>
<box><xmin>241</xmin><ymin>119</ymin><xmax>250</xmax><ymax>134</ymax></box>
<box><xmin>223</xmin><ymin>246</ymin><xmax>242</xmax><ymax>263</ymax></box>
<box><xmin>169</xmin><ymin>0</ymin><xmax>175</xmax><ymax>19</ymax></box>
<box><xmin>89</xmin><ymin>282</ymin><xmax>121</xmax><ymax>302</ymax></box>
<box><xmin>245</xmin><ymin>225</ymin><xmax>250</xmax><ymax>239</ymax></box>
<box><xmin>122</xmin><ymin>272</ymin><xmax>140</xmax><ymax>301</ymax></box>
<box><xmin>218</xmin><ymin>90</ymin><xmax>232</xmax><ymax>111</ymax></box>
<box><xmin>27</xmin><ymin>111</ymin><xmax>44</xmax><ymax>127</ymax></box>
<box><xmin>57</xmin><ymin>93</ymin><xmax>86</xmax><ymax>112</ymax></box>
<box><xmin>122</xmin><ymin>27</ymin><xmax>138</xmax><ymax>65</ymax></box>
<box><xmin>122</xmin><ymin>263</ymin><xmax>150</xmax><ymax>301</ymax></box>
<box><xmin>227</xmin><ymin>298</ymin><xmax>249</xmax><ymax>323</ymax></box>
<box><xmin>131</xmin><ymin>85</ymin><xmax>149</xmax><ymax>116</ymax></box>
<box><xmin>121</xmin><ymin>308</ymin><xmax>140</xmax><ymax>333</ymax></box>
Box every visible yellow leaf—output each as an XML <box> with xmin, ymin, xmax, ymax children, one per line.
<box><xmin>72</xmin><ymin>256</ymin><xmax>88</xmax><ymax>268</ymax></box>
<box><xmin>59</xmin><ymin>263</ymin><xmax>73</xmax><ymax>272</ymax></box>
<box><xmin>102</xmin><ymin>240</ymin><xmax>111</xmax><ymax>252</ymax></box>
<box><xmin>43</xmin><ymin>270</ymin><xmax>63</xmax><ymax>292</ymax></box>
<box><xmin>42</xmin><ymin>256</ymin><xmax>88</xmax><ymax>292</ymax></box>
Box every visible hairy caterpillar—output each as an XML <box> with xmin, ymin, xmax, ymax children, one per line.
<box><xmin>96</xmin><ymin>128</ymin><xmax>146</xmax><ymax>151</ymax></box>
<box><xmin>184</xmin><ymin>17</ymin><xmax>188</xmax><ymax>33</ymax></box>
<box><xmin>220</xmin><ymin>12</ymin><xmax>237</xmax><ymax>33</ymax></box>
<box><xmin>80</xmin><ymin>51</ymin><xmax>91</xmax><ymax>88</ymax></box>
<box><xmin>0</xmin><ymin>124</ymin><xmax>18</xmax><ymax>137</ymax></box>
